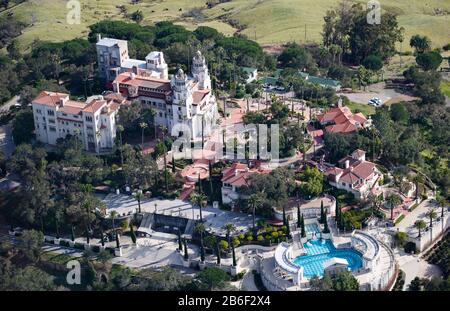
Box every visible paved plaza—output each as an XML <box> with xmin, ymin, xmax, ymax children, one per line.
<box><xmin>101</xmin><ymin>194</ymin><xmax>258</xmax><ymax>236</ymax></box>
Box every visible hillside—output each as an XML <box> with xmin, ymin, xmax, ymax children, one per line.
<box><xmin>1</xmin><ymin>0</ymin><xmax>449</xmax><ymax>51</ymax></box>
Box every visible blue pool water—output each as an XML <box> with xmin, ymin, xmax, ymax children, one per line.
<box><xmin>292</xmin><ymin>239</ymin><xmax>363</xmax><ymax>278</ymax></box>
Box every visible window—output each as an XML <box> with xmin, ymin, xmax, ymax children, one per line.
<box><xmin>85</xmin><ymin>116</ymin><xmax>93</xmax><ymax>122</ymax></box>
<box><xmin>159</xmin><ymin>112</ymin><xmax>163</xmax><ymax>117</ymax></box>
<box><xmin>49</xmin><ymin>126</ymin><xmax>56</xmax><ymax>132</ymax></box>
<box><xmin>48</xmin><ymin>119</ymin><xmax>55</xmax><ymax>124</ymax></box>
<box><xmin>47</xmin><ymin>110</ymin><xmax>55</xmax><ymax>116</ymax></box>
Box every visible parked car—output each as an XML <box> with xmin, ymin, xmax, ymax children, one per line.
<box><xmin>368</xmin><ymin>97</ymin><xmax>382</xmax><ymax>106</ymax></box>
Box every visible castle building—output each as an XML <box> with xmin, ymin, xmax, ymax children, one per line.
<box><xmin>31</xmin><ymin>91</ymin><xmax>123</xmax><ymax>153</ymax></box>
<box><xmin>110</xmin><ymin>45</ymin><xmax>218</xmax><ymax>141</ymax></box>
<box><xmin>96</xmin><ymin>35</ymin><xmax>168</xmax><ymax>82</ymax></box>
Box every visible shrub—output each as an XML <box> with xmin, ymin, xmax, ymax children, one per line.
<box><xmin>404</xmin><ymin>242</ymin><xmax>416</xmax><ymax>254</ymax></box>
<box><xmin>219</xmin><ymin>240</ymin><xmax>229</xmax><ymax>251</ymax></box>
<box><xmin>91</xmin><ymin>245</ymin><xmax>100</xmax><ymax>253</ymax></box>
<box><xmin>74</xmin><ymin>243</ymin><xmax>84</xmax><ymax>250</ymax></box>
<box><xmin>393</xmin><ymin>270</ymin><xmax>405</xmax><ymax>291</ymax></box>
<box><xmin>257</xmin><ymin>235</ymin><xmax>264</xmax><ymax>242</ymax></box>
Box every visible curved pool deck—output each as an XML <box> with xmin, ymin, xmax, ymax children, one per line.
<box><xmin>292</xmin><ymin>239</ymin><xmax>363</xmax><ymax>278</ymax></box>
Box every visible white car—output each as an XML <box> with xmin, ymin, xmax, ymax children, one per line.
<box><xmin>368</xmin><ymin>97</ymin><xmax>382</xmax><ymax>106</ymax></box>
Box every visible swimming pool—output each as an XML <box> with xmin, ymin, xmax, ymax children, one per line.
<box><xmin>292</xmin><ymin>239</ymin><xmax>363</xmax><ymax>278</ymax></box>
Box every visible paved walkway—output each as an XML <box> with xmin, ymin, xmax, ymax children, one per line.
<box><xmin>395</xmin><ymin>250</ymin><xmax>442</xmax><ymax>290</ymax></box>
<box><xmin>396</xmin><ymin>199</ymin><xmax>446</xmax><ymax>237</ymax></box>
<box><xmin>102</xmin><ymin>194</ymin><xmax>258</xmax><ymax>236</ymax></box>
<box><xmin>240</xmin><ymin>271</ymin><xmax>259</xmax><ymax>291</ymax></box>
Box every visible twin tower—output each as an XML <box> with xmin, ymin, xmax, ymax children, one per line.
<box><xmin>96</xmin><ymin>35</ymin><xmax>211</xmax><ymax>90</ymax></box>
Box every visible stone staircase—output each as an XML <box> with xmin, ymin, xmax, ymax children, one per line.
<box><xmin>183</xmin><ymin>219</ymin><xmax>196</xmax><ymax>238</ymax></box>
<box><xmin>137</xmin><ymin>213</ymin><xmax>154</xmax><ymax>235</ymax></box>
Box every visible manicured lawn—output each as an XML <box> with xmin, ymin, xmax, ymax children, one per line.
<box><xmin>346</xmin><ymin>101</ymin><xmax>376</xmax><ymax>116</ymax></box>
<box><xmin>440</xmin><ymin>80</ymin><xmax>450</xmax><ymax>98</ymax></box>
<box><xmin>394</xmin><ymin>214</ymin><xmax>406</xmax><ymax>226</ymax></box>
<box><xmin>2</xmin><ymin>0</ymin><xmax>449</xmax><ymax>51</ymax></box>
<box><xmin>41</xmin><ymin>252</ymin><xmax>75</xmax><ymax>265</ymax></box>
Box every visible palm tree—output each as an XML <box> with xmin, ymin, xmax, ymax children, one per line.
<box><xmin>160</xmin><ymin>125</ymin><xmax>169</xmax><ymax>192</ymax></box>
<box><xmin>133</xmin><ymin>191</ymin><xmax>144</xmax><ymax>213</ymax></box>
<box><xmin>414</xmin><ymin>220</ymin><xmax>427</xmax><ymax>238</ymax></box>
<box><xmin>195</xmin><ymin>223</ymin><xmax>206</xmax><ymax>262</ymax></box>
<box><xmin>385</xmin><ymin>193</ymin><xmax>402</xmax><ymax>220</ymax></box>
<box><xmin>426</xmin><ymin>209</ymin><xmax>437</xmax><ymax>228</ymax></box>
<box><xmin>139</xmin><ymin>122</ymin><xmax>148</xmax><ymax>151</ymax></box>
<box><xmin>191</xmin><ymin>192</ymin><xmax>207</xmax><ymax>222</ymax></box>
<box><xmin>247</xmin><ymin>193</ymin><xmax>263</xmax><ymax>230</ymax></box>
<box><xmin>367</xmin><ymin>193</ymin><xmax>382</xmax><ymax>216</ymax></box>
<box><xmin>437</xmin><ymin>195</ymin><xmax>447</xmax><ymax>219</ymax></box>
<box><xmin>117</xmin><ymin>125</ymin><xmax>124</xmax><ymax>166</ymax></box>
<box><xmin>411</xmin><ymin>174</ymin><xmax>423</xmax><ymax>200</ymax></box>
<box><xmin>110</xmin><ymin>210</ymin><xmax>118</xmax><ymax>232</ymax></box>
<box><xmin>222</xmin><ymin>223</ymin><xmax>236</xmax><ymax>252</ymax></box>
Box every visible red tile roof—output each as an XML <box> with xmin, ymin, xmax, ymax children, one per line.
<box><xmin>192</xmin><ymin>90</ymin><xmax>210</xmax><ymax>105</ymax></box>
<box><xmin>33</xmin><ymin>91</ymin><xmax>69</xmax><ymax>107</ymax></box>
<box><xmin>328</xmin><ymin>149</ymin><xmax>376</xmax><ymax>186</ymax></box>
<box><xmin>221</xmin><ymin>163</ymin><xmax>269</xmax><ymax>187</ymax></box>
<box><xmin>114</xmin><ymin>73</ymin><xmax>171</xmax><ymax>92</ymax></box>
<box><xmin>317</xmin><ymin>106</ymin><xmax>367</xmax><ymax>134</ymax></box>
<box><xmin>83</xmin><ymin>99</ymin><xmax>106</xmax><ymax>113</ymax></box>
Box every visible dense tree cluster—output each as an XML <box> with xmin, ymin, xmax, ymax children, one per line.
<box><xmin>310</xmin><ymin>270</ymin><xmax>360</xmax><ymax>291</ymax></box>
<box><xmin>322</xmin><ymin>1</ymin><xmax>403</xmax><ymax>64</ymax></box>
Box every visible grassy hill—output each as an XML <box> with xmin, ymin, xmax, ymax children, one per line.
<box><xmin>1</xmin><ymin>0</ymin><xmax>449</xmax><ymax>51</ymax></box>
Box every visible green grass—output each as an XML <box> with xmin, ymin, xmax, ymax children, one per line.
<box><xmin>394</xmin><ymin>214</ymin><xmax>406</xmax><ymax>226</ymax></box>
<box><xmin>440</xmin><ymin>80</ymin><xmax>450</xmax><ymax>98</ymax></box>
<box><xmin>346</xmin><ymin>101</ymin><xmax>376</xmax><ymax>116</ymax></box>
<box><xmin>41</xmin><ymin>252</ymin><xmax>76</xmax><ymax>265</ymax></box>
<box><xmin>1</xmin><ymin>0</ymin><xmax>449</xmax><ymax>51</ymax></box>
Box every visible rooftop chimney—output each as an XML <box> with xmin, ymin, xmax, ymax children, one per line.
<box><xmin>344</xmin><ymin>160</ymin><xmax>350</xmax><ymax>169</ymax></box>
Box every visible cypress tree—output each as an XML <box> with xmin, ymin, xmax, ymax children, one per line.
<box><xmin>183</xmin><ymin>238</ymin><xmax>189</xmax><ymax>260</ymax></box>
<box><xmin>178</xmin><ymin>229</ymin><xmax>183</xmax><ymax>251</ymax></box>
<box><xmin>300</xmin><ymin>214</ymin><xmax>306</xmax><ymax>238</ymax></box>
<box><xmin>198</xmin><ymin>173</ymin><xmax>202</xmax><ymax>193</ymax></box>
<box><xmin>320</xmin><ymin>200</ymin><xmax>325</xmax><ymax>224</ymax></box>
<box><xmin>172</xmin><ymin>154</ymin><xmax>176</xmax><ymax>173</ymax></box>
<box><xmin>85</xmin><ymin>227</ymin><xmax>90</xmax><ymax>244</ymax></box>
<box><xmin>323</xmin><ymin>217</ymin><xmax>330</xmax><ymax>233</ymax></box>
<box><xmin>200</xmin><ymin>243</ymin><xmax>205</xmax><ymax>262</ymax></box>
<box><xmin>232</xmin><ymin>242</ymin><xmax>236</xmax><ymax>267</ymax></box>
<box><xmin>55</xmin><ymin>218</ymin><xmax>60</xmax><ymax>239</ymax></box>
<box><xmin>297</xmin><ymin>204</ymin><xmax>301</xmax><ymax>228</ymax></box>
<box><xmin>130</xmin><ymin>221</ymin><xmax>137</xmax><ymax>244</ymax></box>
<box><xmin>208</xmin><ymin>160</ymin><xmax>213</xmax><ymax>201</ymax></box>
<box><xmin>282</xmin><ymin>206</ymin><xmax>287</xmax><ymax>226</ymax></box>
<box><xmin>71</xmin><ymin>225</ymin><xmax>75</xmax><ymax>242</ymax></box>
<box><xmin>216</xmin><ymin>241</ymin><xmax>221</xmax><ymax>265</ymax></box>
<box><xmin>335</xmin><ymin>201</ymin><xmax>340</xmax><ymax>223</ymax></box>
<box><xmin>286</xmin><ymin>219</ymin><xmax>291</xmax><ymax>239</ymax></box>
<box><xmin>100</xmin><ymin>227</ymin><xmax>105</xmax><ymax>247</ymax></box>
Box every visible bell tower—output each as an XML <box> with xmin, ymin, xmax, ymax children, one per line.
<box><xmin>192</xmin><ymin>51</ymin><xmax>211</xmax><ymax>90</ymax></box>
